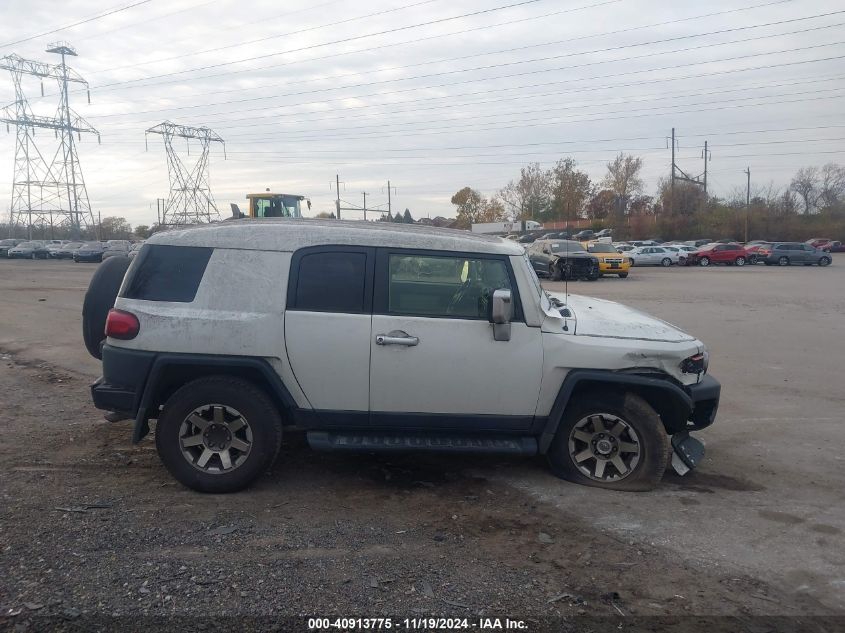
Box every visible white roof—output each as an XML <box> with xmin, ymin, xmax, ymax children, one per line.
<box><xmin>148</xmin><ymin>218</ymin><xmax>523</xmax><ymax>256</ymax></box>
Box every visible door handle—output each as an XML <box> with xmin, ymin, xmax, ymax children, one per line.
<box><xmin>376</xmin><ymin>331</ymin><xmax>419</xmax><ymax>346</ymax></box>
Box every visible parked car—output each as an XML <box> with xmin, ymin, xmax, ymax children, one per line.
<box><xmin>743</xmin><ymin>242</ymin><xmax>771</xmax><ymax>264</ymax></box>
<box><xmin>0</xmin><ymin>238</ymin><xmax>24</xmax><ymax>257</ymax></box>
<box><xmin>84</xmin><ymin>219</ymin><xmax>719</xmax><ymax>492</ymax></box>
<box><xmin>762</xmin><ymin>243</ymin><xmax>832</xmax><ymax>267</ymax></box>
<box><xmin>673</xmin><ymin>245</ymin><xmax>700</xmax><ymax>266</ymax></box>
<box><xmin>102</xmin><ymin>242</ymin><xmax>131</xmax><ymax>260</ymax></box>
<box><xmin>806</xmin><ymin>238</ymin><xmax>833</xmax><ymax>250</ymax></box>
<box><xmin>687</xmin><ymin>239</ymin><xmax>714</xmax><ymax>247</ymax></box>
<box><xmin>658</xmin><ymin>246</ymin><xmax>684</xmax><ymax>265</ymax></box>
<box><xmin>528</xmin><ymin>239</ymin><xmax>600</xmax><ymax>280</ymax></box>
<box><xmin>573</xmin><ymin>229</ymin><xmax>595</xmax><ymax>241</ymax></box>
<box><xmin>74</xmin><ymin>241</ymin><xmax>107</xmax><ymax>263</ymax></box>
<box><xmin>594</xmin><ymin>228</ymin><xmax>613</xmax><ymax>238</ymax></box>
<box><xmin>7</xmin><ymin>241</ymin><xmax>50</xmax><ymax>259</ymax></box>
<box><xmin>52</xmin><ymin>241</ymin><xmax>84</xmax><ymax>259</ymax></box>
<box><xmin>587</xmin><ymin>242</ymin><xmax>630</xmax><ymax>278</ymax></box>
<box><xmin>627</xmin><ymin>246</ymin><xmax>675</xmax><ymax>267</ymax></box>
<box><xmin>614</xmin><ymin>243</ymin><xmax>635</xmax><ymax>253</ymax></box>
<box><xmin>686</xmin><ymin>243</ymin><xmax>748</xmax><ymax>267</ymax></box>
<box><xmin>828</xmin><ymin>241</ymin><xmax>843</xmax><ymax>253</ymax></box>
<box><xmin>127</xmin><ymin>242</ymin><xmax>144</xmax><ymax>259</ymax></box>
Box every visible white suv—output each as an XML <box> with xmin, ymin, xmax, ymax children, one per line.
<box><xmin>86</xmin><ymin>219</ymin><xmax>720</xmax><ymax>493</ymax></box>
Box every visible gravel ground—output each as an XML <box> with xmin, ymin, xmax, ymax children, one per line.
<box><xmin>0</xmin><ymin>258</ymin><xmax>843</xmax><ymax>633</ymax></box>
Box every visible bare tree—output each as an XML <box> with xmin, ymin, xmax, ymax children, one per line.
<box><xmin>818</xmin><ymin>163</ymin><xmax>845</xmax><ymax>209</ymax></box>
<box><xmin>550</xmin><ymin>158</ymin><xmax>592</xmax><ymax>221</ymax></box>
<box><xmin>790</xmin><ymin>166</ymin><xmax>820</xmax><ymax>214</ymax></box>
<box><xmin>498</xmin><ymin>163</ymin><xmax>552</xmax><ymax>220</ymax></box>
<box><xmin>602</xmin><ymin>153</ymin><xmax>644</xmax><ymax>212</ymax></box>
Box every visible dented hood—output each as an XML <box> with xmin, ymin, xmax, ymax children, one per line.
<box><xmin>548</xmin><ymin>293</ymin><xmax>696</xmax><ymax>343</ymax></box>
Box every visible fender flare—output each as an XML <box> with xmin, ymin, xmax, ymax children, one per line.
<box><xmin>132</xmin><ymin>354</ymin><xmax>297</xmax><ymax>443</ymax></box>
<box><xmin>537</xmin><ymin>370</ymin><xmax>693</xmax><ymax>453</ymax></box>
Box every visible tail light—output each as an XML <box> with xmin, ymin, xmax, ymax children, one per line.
<box><xmin>105</xmin><ymin>309</ymin><xmax>140</xmax><ymax>340</ymax></box>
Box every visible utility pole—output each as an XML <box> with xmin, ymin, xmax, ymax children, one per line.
<box><xmin>387</xmin><ymin>180</ymin><xmax>392</xmax><ymax>217</ymax></box>
<box><xmin>362</xmin><ymin>191</ymin><xmax>368</xmax><ymax>222</ymax></box>
<box><xmin>703</xmin><ymin>141</ymin><xmax>709</xmax><ymax>196</ymax></box>
<box><xmin>670</xmin><ymin>127</ymin><xmax>675</xmax><ymax>215</ymax></box>
<box><xmin>335</xmin><ymin>174</ymin><xmax>341</xmax><ymax>219</ymax></box>
<box><xmin>744</xmin><ymin>167</ymin><xmax>751</xmax><ymax>243</ymax></box>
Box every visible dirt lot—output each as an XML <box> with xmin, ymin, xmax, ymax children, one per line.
<box><xmin>1</xmin><ymin>258</ymin><xmax>844</xmax><ymax>632</ymax></box>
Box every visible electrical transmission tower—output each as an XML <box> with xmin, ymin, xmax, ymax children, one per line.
<box><xmin>145</xmin><ymin>121</ymin><xmax>225</xmax><ymax>226</ymax></box>
<box><xmin>1</xmin><ymin>43</ymin><xmax>99</xmax><ymax>239</ymax></box>
<box><xmin>668</xmin><ymin>128</ymin><xmax>710</xmax><ymax>214</ymax></box>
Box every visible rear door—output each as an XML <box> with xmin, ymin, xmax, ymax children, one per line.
<box><xmin>368</xmin><ymin>249</ymin><xmax>543</xmax><ymax>430</ymax></box>
<box><xmin>284</xmin><ymin>246</ymin><xmax>374</xmax><ymax>416</ymax></box>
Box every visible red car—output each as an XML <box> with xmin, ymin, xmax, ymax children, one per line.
<box><xmin>744</xmin><ymin>242</ymin><xmax>772</xmax><ymax>264</ymax></box>
<box><xmin>687</xmin><ymin>243</ymin><xmax>749</xmax><ymax>267</ymax></box>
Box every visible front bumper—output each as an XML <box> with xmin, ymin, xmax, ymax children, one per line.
<box><xmin>598</xmin><ymin>261</ymin><xmax>630</xmax><ymax>274</ymax></box>
<box><xmin>684</xmin><ymin>374</ymin><xmax>720</xmax><ymax>431</ymax></box>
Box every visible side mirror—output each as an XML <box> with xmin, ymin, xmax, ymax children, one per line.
<box><xmin>490</xmin><ymin>289</ymin><xmax>513</xmax><ymax>341</ymax></box>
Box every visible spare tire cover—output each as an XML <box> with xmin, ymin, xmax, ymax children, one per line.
<box><xmin>82</xmin><ymin>256</ymin><xmax>132</xmax><ymax>359</ymax></box>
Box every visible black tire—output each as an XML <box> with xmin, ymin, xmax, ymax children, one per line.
<box><xmin>82</xmin><ymin>256</ymin><xmax>131</xmax><ymax>360</ymax></box>
<box><xmin>819</xmin><ymin>256</ymin><xmax>831</xmax><ymax>267</ymax></box>
<box><xmin>778</xmin><ymin>256</ymin><xmax>789</xmax><ymax>266</ymax></box>
<box><xmin>749</xmin><ymin>255</ymin><xmax>758</xmax><ymax>265</ymax></box>
<box><xmin>735</xmin><ymin>256</ymin><xmax>746</xmax><ymax>266</ymax></box>
<box><xmin>628</xmin><ymin>258</ymin><xmax>635</xmax><ymax>266</ymax></box>
<box><xmin>618</xmin><ymin>272</ymin><xmax>629</xmax><ymax>278</ymax></box>
<box><xmin>155</xmin><ymin>376</ymin><xmax>283</xmax><ymax>493</ymax></box>
<box><xmin>549</xmin><ymin>263</ymin><xmax>562</xmax><ymax>281</ymax></box>
<box><xmin>547</xmin><ymin>391</ymin><xmax>669</xmax><ymax>492</ymax></box>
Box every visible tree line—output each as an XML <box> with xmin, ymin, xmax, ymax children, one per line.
<box><xmin>449</xmin><ymin>153</ymin><xmax>845</xmax><ymax>241</ymax></box>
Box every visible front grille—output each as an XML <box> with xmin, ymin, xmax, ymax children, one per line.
<box><xmin>604</xmin><ymin>258</ymin><xmax>623</xmax><ymax>263</ymax></box>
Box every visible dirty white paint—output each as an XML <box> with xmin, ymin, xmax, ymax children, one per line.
<box><xmin>147</xmin><ymin>218</ymin><xmax>524</xmax><ymax>256</ymax></box>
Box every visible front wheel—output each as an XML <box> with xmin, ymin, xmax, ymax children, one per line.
<box><xmin>699</xmin><ymin>257</ymin><xmax>711</xmax><ymax>267</ymax></box>
<box><xmin>547</xmin><ymin>391</ymin><xmax>669</xmax><ymax>491</ymax></box>
<box><xmin>748</xmin><ymin>255</ymin><xmax>758</xmax><ymax>264</ymax></box>
<box><xmin>819</xmin><ymin>256</ymin><xmax>831</xmax><ymax>267</ymax></box>
<box><xmin>618</xmin><ymin>272</ymin><xmax>629</xmax><ymax>278</ymax></box>
<box><xmin>549</xmin><ymin>263</ymin><xmax>562</xmax><ymax>282</ymax></box>
<box><xmin>735</xmin><ymin>256</ymin><xmax>746</xmax><ymax>266</ymax></box>
<box><xmin>155</xmin><ymin>376</ymin><xmax>283</xmax><ymax>493</ymax></box>
<box><xmin>627</xmin><ymin>258</ymin><xmax>635</xmax><ymax>266</ymax></box>
<box><xmin>778</xmin><ymin>256</ymin><xmax>789</xmax><ymax>266</ymax></box>
<box><xmin>661</xmin><ymin>258</ymin><xmax>672</xmax><ymax>267</ymax></box>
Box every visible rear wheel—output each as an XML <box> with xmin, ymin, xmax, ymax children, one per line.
<box><xmin>778</xmin><ymin>256</ymin><xmax>789</xmax><ymax>266</ymax></box>
<box><xmin>699</xmin><ymin>257</ymin><xmax>711</xmax><ymax>267</ymax></box>
<box><xmin>661</xmin><ymin>258</ymin><xmax>672</xmax><ymax>267</ymax></box>
<box><xmin>735</xmin><ymin>256</ymin><xmax>746</xmax><ymax>266</ymax></box>
<box><xmin>155</xmin><ymin>377</ymin><xmax>283</xmax><ymax>493</ymax></box>
<box><xmin>819</xmin><ymin>256</ymin><xmax>831</xmax><ymax>267</ymax></box>
<box><xmin>547</xmin><ymin>391</ymin><xmax>668</xmax><ymax>491</ymax></box>
<box><xmin>749</xmin><ymin>255</ymin><xmax>758</xmax><ymax>264</ymax></box>
<box><xmin>628</xmin><ymin>258</ymin><xmax>635</xmax><ymax>266</ymax></box>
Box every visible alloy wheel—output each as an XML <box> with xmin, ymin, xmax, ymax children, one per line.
<box><xmin>568</xmin><ymin>413</ymin><xmax>641</xmax><ymax>482</ymax></box>
<box><xmin>178</xmin><ymin>404</ymin><xmax>253</xmax><ymax>474</ymax></box>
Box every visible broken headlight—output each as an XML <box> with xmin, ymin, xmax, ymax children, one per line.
<box><xmin>681</xmin><ymin>350</ymin><xmax>709</xmax><ymax>374</ymax></box>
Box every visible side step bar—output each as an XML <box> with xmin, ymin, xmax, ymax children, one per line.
<box><xmin>307</xmin><ymin>431</ymin><xmax>538</xmax><ymax>456</ymax></box>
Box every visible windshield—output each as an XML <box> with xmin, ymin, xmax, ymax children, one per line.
<box><xmin>82</xmin><ymin>242</ymin><xmax>101</xmax><ymax>248</ymax></box>
<box><xmin>550</xmin><ymin>241</ymin><xmax>586</xmax><ymax>253</ymax></box>
<box><xmin>18</xmin><ymin>242</ymin><xmax>37</xmax><ymax>248</ymax></box>
<box><xmin>522</xmin><ymin>252</ymin><xmax>548</xmax><ymax>308</ymax></box>
<box><xmin>588</xmin><ymin>243</ymin><xmax>617</xmax><ymax>253</ymax></box>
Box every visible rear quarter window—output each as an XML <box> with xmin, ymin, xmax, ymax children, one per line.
<box><xmin>121</xmin><ymin>244</ymin><xmax>213</xmax><ymax>302</ymax></box>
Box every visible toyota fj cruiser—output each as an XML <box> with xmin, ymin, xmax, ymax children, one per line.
<box><xmin>85</xmin><ymin>219</ymin><xmax>719</xmax><ymax>493</ymax></box>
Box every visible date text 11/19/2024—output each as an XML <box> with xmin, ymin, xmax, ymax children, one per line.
<box><xmin>308</xmin><ymin>618</ymin><xmax>528</xmax><ymax>630</ymax></box>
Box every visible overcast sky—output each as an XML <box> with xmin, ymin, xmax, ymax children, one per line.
<box><xmin>1</xmin><ymin>0</ymin><xmax>843</xmax><ymax>226</ymax></box>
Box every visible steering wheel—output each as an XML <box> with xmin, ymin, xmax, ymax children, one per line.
<box><xmin>446</xmin><ymin>279</ymin><xmax>472</xmax><ymax>315</ymax></box>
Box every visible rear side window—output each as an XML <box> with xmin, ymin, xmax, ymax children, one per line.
<box><xmin>292</xmin><ymin>251</ymin><xmax>367</xmax><ymax>313</ymax></box>
<box><xmin>121</xmin><ymin>244</ymin><xmax>212</xmax><ymax>302</ymax></box>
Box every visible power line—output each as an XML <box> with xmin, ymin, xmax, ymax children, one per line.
<box><xmin>79</xmin><ymin>0</ymin><xmax>797</xmax><ymax>96</ymax></box>
<box><xmin>90</xmin><ymin>0</ymin><xmax>551</xmax><ymax>89</ymax></box>
<box><xmin>87</xmin><ymin>30</ymin><xmax>845</xmax><ymax>122</ymax></box>
<box><xmin>94</xmin><ymin>0</ymin><xmax>446</xmax><ymax>75</ymax></box>
<box><xmin>0</xmin><ymin>0</ymin><xmax>153</xmax><ymax>49</ymax></box>
<box><xmin>92</xmin><ymin>5</ymin><xmax>845</xmax><ymax>110</ymax></box>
